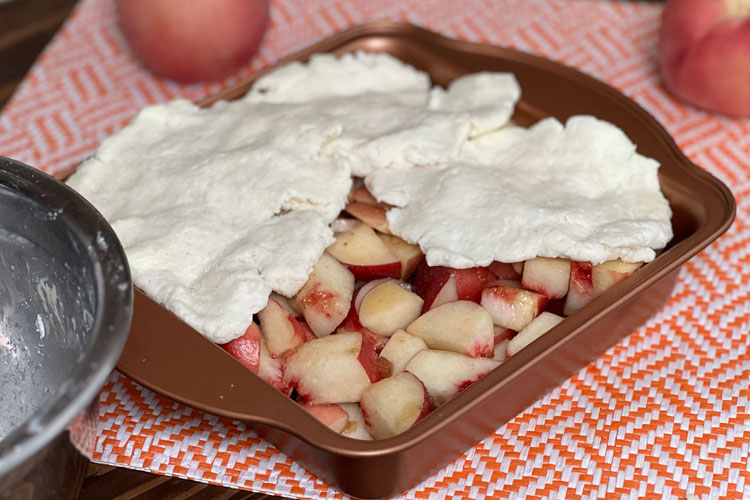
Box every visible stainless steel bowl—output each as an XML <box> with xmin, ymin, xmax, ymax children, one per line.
<box><xmin>0</xmin><ymin>157</ymin><xmax>132</xmax><ymax>499</ymax></box>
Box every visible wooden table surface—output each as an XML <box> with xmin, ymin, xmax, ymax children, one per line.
<box><xmin>1</xmin><ymin>1</ymin><xmax>289</xmax><ymax>497</ymax></box>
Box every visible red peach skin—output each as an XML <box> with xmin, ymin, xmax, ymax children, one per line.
<box><xmin>327</xmin><ymin>221</ymin><xmax>401</xmax><ymax>281</ymax></box>
<box><xmin>360</xmin><ymin>372</ymin><xmax>435</xmax><ymax>439</ymax></box>
<box><xmin>283</xmin><ymin>331</ymin><xmax>378</xmax><ymax>404</ymax></box>
<box><xmin>219</xmin><ymin>323</ymin><xmax>261</xmax><ymax>373</ymax></box>
<box><xmin>406</xmin><ymin>301</ymin><xmax>494</xmax><ymax>358</ymax></box>
<box><xmin>413</xmin><ymin>263</ymin><xmax>492</xmax><ymax>312</ymax></box>
<box><xmin>117</xmin><ymin>0</ymin><xmax>269</xmax><ymax>82</ymax></box>
<box><xmin>563</xmin><ymin>261</ymin><xmax>595</xmax><ymax>316</ymax></box>
<box><xmin>302</xmin><ymin>403</ymin><xmax>350</xmax><ymax>433</ymax></box>
<box><xmin>258</xmin><ymin>297</ymin><xmax>306</xmax><ymax>358</ymax></box>
<box><xmin>659</xmin><ymin>0</ymin><xmax>750</xmax><ymax>115</ymax></box>
<box><xmin>294</xmin><ymin>252</ymin><xmax>354</xmax><ymax>337</ymax></box>
<box><xmin>405</xmin><ymin>350</ymin><xmax>499</xmax><ymax>405</ymax></box>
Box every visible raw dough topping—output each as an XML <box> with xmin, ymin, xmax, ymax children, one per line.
<box><xmin>67</xmin><ymin>52</ymin><xmax>520</xmax><ymax>343</ymax></box>
<box><xmin>247</xmin><ymin>52</ymin><xmax>521</xmax><ymax>176</ymax></box>
<box><xmin>366</xmin><ymin>115</ymin><xmax>673</xmax><ymax>267</ymax></box>
<box><xmin>68</xmin><ymin>99</ymin><xmax>351</xmax><ymax>343</ymax></box>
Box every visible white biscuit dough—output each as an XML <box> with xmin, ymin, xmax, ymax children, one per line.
<box><xmin>366</xmin><ymin>115</ymin><xmax>673</xmax><ymax>267</ymax></box>
<box><xmin>67</xmin><ymin>99</ymin><xmax>350</xmax><ymax>344</ymax></box>
<box><xmin>68</xmin><ymin>52</ymin><xmax>520</xmax><ymax>343</ymax></box>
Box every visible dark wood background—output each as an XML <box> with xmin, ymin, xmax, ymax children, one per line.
<box><xmin>0</xmin><ymin>0</ymin><xmax>78</xmax><ymax>109</ymax></box>
<box><xmin>1</xmin><ymin>1</ymin><xmax>286</xmax><ymax>497</ymax></box>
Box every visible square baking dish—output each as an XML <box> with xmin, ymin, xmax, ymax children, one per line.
<box><xmin>116</xmin><ymin>21</ymin><xmax>735</xmax><ymax>499</ymax></box>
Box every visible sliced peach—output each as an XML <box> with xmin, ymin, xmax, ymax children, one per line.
<box><xmin>405</xmin><ymin>350</ymin><xmax>500</xmax><ymax>405</ymax></box>
<box><xmin>506</xmin><ymin>311</ymin><xmax>564</xmax><ymax>358</ymax></box>
<box><xmin>489</xmin><ymin>261</ymin><xmax>523</xmax><ymax>280</ymax></box>
<box><xmin>269</xmin><ymin>292</ymin><xmax>301</xmax><ymax>317</ymax></box>
<box><xmin>493</xmin><ymin>339</ymin><xmax>511</xmax><ymax>362</ymax></box>
<box><xmin>330</xmin><ymin>217</ymin><xmax>359</xmax><ymax>235</ymax></box>
<box><xmin>413</xmin><ymin>263</ymin><xmax>491</xmax><ymax>312</ymax></box>
<box><xmin>258</xmin><ymin>297</ymin><xmax>305</xmax><ymax>358</ymax></box>
<box><xmin>358</xmin><ymin>280</ymin><xmax>424</xmax><ymax>336</ymax></box>
<box><xmin>412</xmin><ymin>263</ymin><xmax>457</xmax><ymax>312</ymax></box>
<box><xmin>349</xmin><ymin>185</ymin><xmax>383</xmax><ymax>206</ymax></box>
<box><xmin>301</xmin><ymin>403</ymin><xmax>349</xmax><ymax>433</ymax></box>
<box><xmin>481</xmin><ymin>285</ymin><xmax>548</xmax><ymax>331</ymax></box>
<box><xmin>219</xmin><ymin>323</ymin><xmax>261</xmax><ymax>373</ymax></box>
<box><xmin>406</xmin><ymin>301</ymin><xmax>494</xmax><ymax>358</ymax></box>
<box><xmin>295</xmin><ymin>252</ymin><xmax>354</xmax><ymax>338</ymax></box>
<box><xmin>377</xmin><ymin>233</ymin><xmax>424</xmax><ymax>280</ymax></box>
<box><xmin>493</xmin><ymin>326</ymin><xmax>515</xmax><ymax>344</ymax></box>
<box><xmin>563</xmin><ymin>261</ymin><xmax>595</xmax><ymax>316</ymax></box>
<box><xmin>345</xmin><ymin>202</ymin><xmax>390</xmax><ymax>234</ymax></box>
<box><xmin>258</xmin><ymin>330</ymin><xmax>289</xmax><ymax>394</ymax></box>
<box><xmin>360</xmin><ymin>372</ymin><xmax>434</xmax><ymax>439</ymax></box>
<box><xmin>339</xmin><ymin>403</ymin><xmax>373</xmax><ymax>440</ymax></box>
<box><xmin>592</xmin><ymin>259</ymin><xmax>643</xmax><ymax>297</ymax></box>
<box><xmin>378</xmin><ymin>329</ymin><xmax>428</xmax><ymax>378</ymax></box>
<box><xmin>283</xmin><ymin>331</ymin><xmax>378</xmax><ymax>404</ymax></box>
<box><xmin>521</xmin><ymin>257</ymin><xmax>571</xmax><ymax>299</ymax></box>
<box><xmin>327</xmin><ymin>221</ymin><xmax>401</xmax><ymax>281</ymax></box>
<box><xmin>454</xmin><ymin>267</ymin><xmax>493</xmax><ymax>303</ymax></box>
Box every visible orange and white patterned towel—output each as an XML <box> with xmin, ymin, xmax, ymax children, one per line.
<box><xmin>2</xmin><ymin>1</ymin><xmax>748</xmax><ymax>499</ymax></box>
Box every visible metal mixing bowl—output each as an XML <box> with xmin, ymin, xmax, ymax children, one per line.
<box><xmin>0</xmin><ymin>157</ymin><xmax>132</xmax><ymax>498</ymax></box>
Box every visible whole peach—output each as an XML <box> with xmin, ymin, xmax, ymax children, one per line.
<box><xmin>117</xmin><ymin>0</ymin><xmax>270</xmax><ymax>83</ymax></box>
<box><xmin>659</xmin><ymin>0</ymin><xmax>750</xmax><ymax>115</ymax></box>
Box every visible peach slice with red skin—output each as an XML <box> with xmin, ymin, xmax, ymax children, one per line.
<box><xmin>360</xmin><ymin>371</ymin><xmax>435</xmax><ymax>439</ymax></box>
<box><xmin>219</xmin><ymin>323</ymin><xmax>261</xmax><ymax>373</ymax></box>
<box><xmin>481</xmin><ymin>285</ymin><xmax>548</xmax><ymax>331</ymax></box>
<box><xmin>220</xmin><ymin>324</ymin><xmax>289</xmax><ymax>394</ymax></box>
<box><xmin>488</xmin><ymin>278</ymin><xmax>521</xmax><ymax>289</ymax></box>
<box><xmin>335</xmin><ymin>279</ymin><xmax>385</xmax><ymax>334</ymax></box>
<box><xmin>326</xmin><ymin>221</ymin><xmax>401</xmax><ymax>281</ymax></box>
<box><xmin>258</xmin><ymin>332</ymin><xmax>289</xmax><ymax>394</ymax></box>
<box><xmin>414</xmin><ymin>266</ymin><xmax>458</xmax><ymax>312</ymax></box>
<box><xmin>506</xmin><ymin>311</ymin><xmax>564</xmax><ymax>358</ymax></box>
<box><xmin>521</xmin><ymin>257</ymin><xmax>571</xmax><ymax>299</ymax></box>
<box><xmin>405</xmin><ymin>350</ymin><xmax>500</xmax><ymax>405</ymax></box>
<box><xmin>378</xmin><ymin>329</ymin><xmax>428</xmax><ymax>378</ymax></box>
<box><xmin>493</xmin><ymin>326</ymin><xmax>515</xmax><ymax>345</ymax></box>
<box><xmin>377</xmin><ymin>233</ymin><xmax>424</xmax><ymax>280</ymax></box>
<box><xmin>406</xmin><ymin>300</ymin><xmax>494</xmax><ymax>358</ymax></box>
<box><xmin>330</xmin><ymin>217</ymin><xmax>359</xmax><ymax>235</ymax></box>
<box><xmin>269</xmin><ymin>292</ymin><xmax>301</xmax><ymax>317</ymax></box>
<box><xmin>592</xmin><ymin>259</ymin><xmax>643</xmax><ymax>297</ymax></box>
<box><xmin>349</xmin><ymin>185</ymin><xmax>386</xmax><ymax>206</ymax></box>
<box><xmin>455</xmin><ymin>266</ymin><xmax>493</xmax><ymax>302</ymax></box>
<box><xmin>493</xmin><ymin>339</ymin><xmax>511</xmax><ymax>362</ymax></box>
<box><xmin>358</xmin><ymin>280</ymin><xmax>424</xmax><ymax>336</ymax></box>
<box><xmin>334</xmin><ymin>283</ymin><xmax>391</xmax><ymax>352</ymax></box>
<box><xmin>563</xmin><ymin>261</ymin><xmax>595</xmax><ymax>316</ymax></box>
<box><xmin>301</xmin><ymin>403</ymin><xmax>349</xmax><ymax>433</ymax></box>
<box><xmin>335</xmin><ymin>297</ymin><xmax>373</xmax><ymax>336</ymax></box>
<box><xmin>339</xmin><ymin>403</ymin><xmax>373</xmax><ymax>440</ymax></box>
<box><xmin>283</xmin><ymin>331</ymin><xmax>380</xmax><ymax>405</ymax></box>
<box><xmin>489</xmin><ymin>261</ymin><xmax>523</xmax><ymax>280</ymax></box>
<box><xmin>294</xmin><ymin>252</ymin><xmax>354</xmax><ymax>338</ymax></box>
<box><xmin>298</xmin><ymin>320</ymin><xmax>318</xmax><ymax>342</ymax></box>
<box><xmin>413</xmin><ymin>263</ymin><xmax>492</xmax><ymax>312</ymax></box>
<box><xmin>345</xmin><ymin>201</ymin><xmax>390</xmax><ymax>234</ymax></box>
<box><xmin>258</xmin><ymin>297</ymin><xmax>306</xmax><ymax>358</ymax></box>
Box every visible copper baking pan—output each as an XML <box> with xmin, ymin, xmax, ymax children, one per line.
<box><xmin>116</xmin><ymin>21</ymin><xmax>735</xmax><ymax>499</ymax></box>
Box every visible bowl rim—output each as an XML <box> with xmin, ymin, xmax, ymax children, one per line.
<box><xmin>0</xmin><ymin>156</ymin><xmax>133</xmax><ymax>477</ymax></box>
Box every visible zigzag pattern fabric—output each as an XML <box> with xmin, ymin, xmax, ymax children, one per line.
<box><xmin>3</xmin><ymin>1</ymin><xmax>748</xmax><ymax>498</ymax></box>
